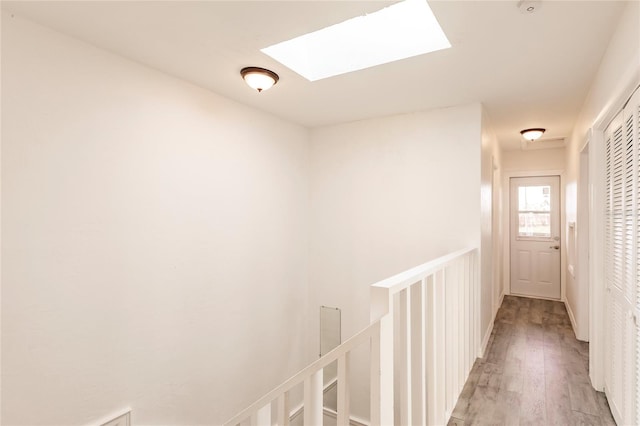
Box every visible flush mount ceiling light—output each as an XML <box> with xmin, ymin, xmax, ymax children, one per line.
<box><xmin>520</xmin><ymin>128</ymin><xmax>546</xmax><ymax>141</ymax></box>
<box><xmin>241</xmin><ymin>67</ymin><xmax>279</xmax><ymax>92</ymax></box>
<box><xmin>261</xmin><ymin>0</ymin><xmax>451</xmax><ymax>81</ymax></box>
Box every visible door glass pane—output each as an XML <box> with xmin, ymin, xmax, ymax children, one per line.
<box><xmin>518</xmin><ymin>212</ymin><xmax>551</xmax><ymax>237</ymax></box>
<box><xmin>518</xmin><ymin>186</ymin><xmax>551</xmax><ymax>211</ymax></box>
<box><xmin>517</xmin><ymin>185</ymin><xmax>552</xmax><ymax>238</ymax></box>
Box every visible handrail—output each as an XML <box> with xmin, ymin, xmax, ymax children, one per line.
<box><xmin>370</xmin><ymin>246</ymin><xmax>477</xmax><ymax>322</ymax></box>
<box><xmin>224</xmin><ymin>320</ymin><xmax>381</xmax><ymax>426</ymax></box>
<box><xmin>371</xmin><ymin>246</ymin><xmax>476</xmax><ymax>292</ymax></box>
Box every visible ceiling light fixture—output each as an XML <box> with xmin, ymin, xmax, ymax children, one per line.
<box><xmin>520</xmin><ymin>128</ymin><xmax>546</xmax><ymax>141</ymax></box>
<box><xmin>241</xmin><ymin>67</ymin><xmax>279</xmax><ymax>92</ymax></box>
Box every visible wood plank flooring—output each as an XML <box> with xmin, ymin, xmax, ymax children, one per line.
<box><xmin>448</xmin><ymin>295</ymin><xmax>616</xmax><ymax>426</ymax></box>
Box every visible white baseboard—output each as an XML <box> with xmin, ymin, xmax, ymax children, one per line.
<box><xmin>564</xmin><ymin>299</ymin><xmax>587</xmax><ymax>341</ymax></box>
<box><xmin>480</xmin><ymin>318</ymin><xmax>494</xmax><ymax>358</ymax></box>
<box><xmin>480</xmin><ymin>292</ymin><xmax>504</xmax><ymax>357</ymax></box>
<box><xmin>496</xmin><ymin>292</ymin><xmax>505</xmax><ymax>317</ymax></box>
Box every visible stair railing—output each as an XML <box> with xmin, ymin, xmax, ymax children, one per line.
<box><xmin>225</xmin><ymin>246</ymin><xmax>479</xmax><ymax>426</ymax></box>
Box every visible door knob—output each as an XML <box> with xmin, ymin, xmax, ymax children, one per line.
<box><xmin>549</xmin><ymin>245</ymin><xmax>560</xmax><ymax>249</ymax></box>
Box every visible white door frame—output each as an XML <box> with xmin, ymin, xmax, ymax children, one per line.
<box><xmin>509</xmin><ymin>175</ymin><xmax>561</xmax><ymax>299</ymax></box>
<box><xmin>588</xmin><ymin>75</ymin><xmax>640</xmax><ymax>392</ymax></box>
<box><xmin>501</xmin><ymin>170</ymin><xmax>566</xmax><ymax>301</ymax></box>
<box><xmin>575</xmin><ymin>141</ymin><xmax>590</xmax><ymax>343</ymax></box>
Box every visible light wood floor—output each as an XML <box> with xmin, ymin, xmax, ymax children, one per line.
<box><xmin>448</xmin><ymin>295</ymin><xmax>616</xmax><ymax>426</ymax></box>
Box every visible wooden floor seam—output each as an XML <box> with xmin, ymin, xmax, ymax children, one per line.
<box><xmin>447</xmin><ymin>295</ymin><xmax>616</xmax><ymax>426</ymax></box>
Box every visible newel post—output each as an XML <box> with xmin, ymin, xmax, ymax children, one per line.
<box><xmin>370</xmin><ymin>286</ymin><xmax>394</xmax><ymax>426</ymax></box>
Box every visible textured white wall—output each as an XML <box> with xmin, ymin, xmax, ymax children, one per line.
<box><xmin>481</xmin><ymin>109</ymin><xmax>502</xmax><ymax>342</ymax></box>
<box><xmin>564</xmin><ymin>0</ymin><xmax>639</xmax><ymax>341</ymax></box>
<box><xmin>308</xmin><ymin>104</ymin><xmax>483</xmax><ymax>419</ymax></box>
<box><xmin>1</xmin><ymin>15</ymin><xmax>310</xmax><ymax>425</ymax></box>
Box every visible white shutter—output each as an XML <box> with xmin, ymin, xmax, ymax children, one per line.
<box><xmin>636</xmin><ymin>97</ymin><xmax>640</xmax><ymax>426</ymax></box>
<box><xmin>605</xmin><ymin>126</ymin><xmax>614</xmax><ymax>396</ymax></box>
<box><xmin>634</xmin><ymin>94</ymin><xmax>640</xmax><ymax>426</ymax></box>
<box><xmin>603</xmin><ymin>86</ymin><xmax>640</xmax><ymax>426</ymax></box>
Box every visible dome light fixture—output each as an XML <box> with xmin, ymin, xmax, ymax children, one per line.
<box><xmin>241</xmin><ymin>67</ymin><xmax>279</xmax><ymax>92</ymax></box>
<box><xmin>520</xmin><ymin>128</ymin><xmax>546</xmax><ymax>141</ymax></box>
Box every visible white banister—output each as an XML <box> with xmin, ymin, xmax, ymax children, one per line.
<box><xmin>276</xmin><ymin>392</ymin><xmax>289</xmax><ymax>426</ymax></box>
<box><xmin>398</xmin><ymin>289</ymin><xmax>410</xmax><ymax>426</ymax></box>
<box><xmin>225</xmin><ymin>246</ymin><xmax>479</xmax><ymax>426</ymax></box>
<box><xmin>377</xmin><ymin>314</ymin><xmax>394</xmax><ymax>425</ymax></box>
<box><xmin>337</xmin><ymin>353</ymin><xmax>350</xmax><ymax>425</ymax></box>
<box><xmin>303</xmin><ymin>371</ymin><xmax>323</xmax><ymax>425</ymax></box>
<box><xmin>251</xmin><ymin>404</ymin><xmax>270</xmax><ymax>426</ymax></box>
<box><xmin>409</xmin><ymin>282</ymin><xmax>424</xmax><ymax>425</ymax></box>
<box><xmin>224</xmin><ymin>321</ymin><xmax>381</xmax><ymax>426</ymax></box>
<box><xmin>369</xmin><ymin>324</ymin><xmax>381</xmax><ymax>426</ymax></box>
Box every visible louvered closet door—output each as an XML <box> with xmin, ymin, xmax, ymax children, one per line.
<box><xmin>603</xmin><ymin>87</ymin><xmax>640</xmax><ymax>426</ymax></box>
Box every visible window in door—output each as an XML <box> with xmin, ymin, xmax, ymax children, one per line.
<box><xmin>517</xmin><ymin>185</ymin><xmax>551</xmax><ymax>238</ymax></box>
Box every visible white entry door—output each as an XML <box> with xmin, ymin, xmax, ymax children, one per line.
<box><xmin>510</xmin><ymin>176</ymin><xmax>561</xmax><ymax>299</ymax></box>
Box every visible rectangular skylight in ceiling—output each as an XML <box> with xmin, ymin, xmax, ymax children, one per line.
<box><xmin>261</xmin><ymin>0</ymin><xmax>451</xmax><ymax>82</ymax></box>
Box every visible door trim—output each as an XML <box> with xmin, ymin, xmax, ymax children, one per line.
<box><xmin>501</xmin><ymin>170</ymin><xmax>565</xmax><ymax>301</ymax></box>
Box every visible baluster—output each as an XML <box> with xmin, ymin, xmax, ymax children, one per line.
<box><xmin>410</xmin><ymin>281</ymin><xmax>425</xmax><ymax>425</ymax></box>
<box><xmin>304</xmin><ymin>370</ymin><xmax>323</xmax><ymax>425</ymax></box>
<box><xmin>251</xmin><ymin>403</ymin><xmax>271</xmax><ymax>426</ymax></box>
<box><xmin>337</xmin><ymin>353</ymin><xmax>351</xmax><ymax>425</ymax></box>
<box><xmin>377</xmin><ymin>310</ymin><xmax>394</xmax><ymax>425</ymax></box>
<box><xmin>433</xmin><ymin>269</ymin><xmax>447</xmax><ymax>425</ymax></box>
<box><xmin>458</xmin><ymin>258</ymin><xmax>465</xmax><ymax>392</ymax></box>
<box><xmin>370</xmin><ymin>325</ymin><xmax>381</xmax><ymax>426</ymax></box>
<box><xmin>398</xmin><ymin>289</ymin><xmax>410</xmax><ymax>426</ymax></box>
<box><xmin>446</xmin><ymin>264</ymin><xmax>456</xmax><ymax>414</ymax></box>
<box><xmin>464</xmin><ymin>254</ymin><xmax>475</xmax><ymax>376</ymax></box>
<box><xmin>474</xmin><ymin>251</ymin><xmax>480</xmax><ymax>357</ymax></box>
<box><xmin>276</xmin><ymin>392</ymin><xmax>290</xmax><ymax>426</ymax></box>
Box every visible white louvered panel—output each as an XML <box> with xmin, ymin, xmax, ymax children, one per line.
<box><xmin>637</xmin><ymin>102</ymin><xmax>640</xmax><ymax>310</ymax></box>
<box><xmin>605</xmin><ymin>128</ymin><xmax>615</xmax><ymax>394</ymax></box>
<box><xmin>626</xmin><ymin>310</ymin><xmax>637</xmax><ymax>423</ymax></box>
<box><xmin>618</xmin><ymin>88</ymin><xmax>640</xmax><ymax>425</ymax></box>
<box><xmin>632</xmin><ymin>96</ymin><xmax>640</xmax><ymax>425</ymax></box>
<box><xmin>637</xmin><ymin>102</ymin><xmax>640</xmax><ymax>426</ymax></box>
<box><xmin>604</xmin><ymin>109</ymin><xmax>629</xmax><ymax>426</ymax></box>
<box><xmin>624</xmin><ymin>113</ymin><xmax>636</xmax><ymax>304</ymax></box>
<box><xmin>605</xmin><ymin>88</ymin><xmax>640</xmax><ymax>426</ymax></box>
<box><xmin>606</xmin><ymin>132</ymin><xmax>614</xmax><ymax>293</ymax></box>
<box><xmin>613</xmin><ymin>124</ymin><xmax>625</xmax><ymax>292</ymax></box>
<box><xmin>604</xmin><ymin>291</ymin><xmax>613</xmax><ymax>400</ymax></box>
<box><xmin>637</xmin><ymin>321</ymin><xmax>640</xmax><ymax>426</ymax></box>
<box><xmin>612</xmin><ymin>298</ymin><xmax>624</xmax><ymax>418</ymax></box>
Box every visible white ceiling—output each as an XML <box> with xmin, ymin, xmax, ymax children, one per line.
<box><xmin>1</xmin><ymin>0</ymin><xmax>626</xmax><ymax>150</ymax></box>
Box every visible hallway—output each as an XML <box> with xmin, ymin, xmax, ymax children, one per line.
<box><xmin>448</xmin><ymin>296</ymin><xmax>616</xmax><ymax>425</ymax></box>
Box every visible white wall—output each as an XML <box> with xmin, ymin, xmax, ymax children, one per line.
<box><xmin>1</xmin><ymin>15</ymin><xmax>311</xmax><ymax>425</ymax></box>
<box><xmin>481</xmin><ymin>108</ymin><xmax>503</xmax><ymax>342</ymax></box>
<box><xmin>308</xmin><ymin>104</ymin><xmax>484</xmax><ymax>419</ymax></box>
<box><xmin>564</xmin><ymin>0</ymin><xmax>639</xmax><ymax>342</ymax></box>
<box><xmin>500</xmin><ymin>147</ymin><xmax>566</xmax><ymax>307</ymax></box>
<box><xmin>502</xmin><ymin>148</ymin><xmax>566</xmax><ymax>171</ymax></box>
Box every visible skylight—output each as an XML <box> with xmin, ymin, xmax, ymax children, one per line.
<box><xmin>261</xmin><ymin>0</ymin><xmax>451</xmax><ymax>82</ymax></box>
